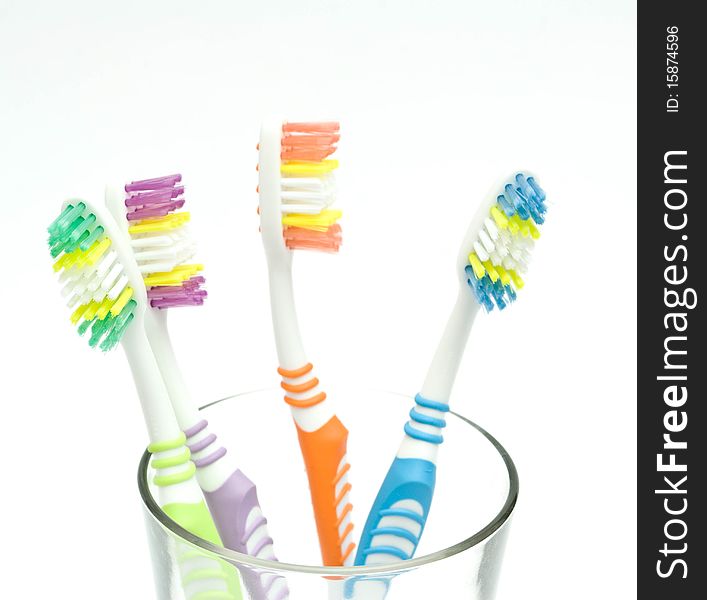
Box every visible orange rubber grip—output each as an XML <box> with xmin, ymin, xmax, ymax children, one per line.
<box><xmin>295</xmin><ymin>416</ymin><xmax>355</xmax><ymax>566</ymax></box>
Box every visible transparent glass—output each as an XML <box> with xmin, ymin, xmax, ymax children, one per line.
<box><xmin>139</xmin><ymin>389</ymin><xmax>518</xmax><ymax>600</ymax></box>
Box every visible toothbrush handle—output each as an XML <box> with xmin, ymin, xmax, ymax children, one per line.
<box><xmin>354</xmin><ymin>393</ymin><xmax>448</xmax><ymax>566</ymax></box>
<box><xmin>354</xmin><ymin>456</ymin><xmax>436</xmax><ymax>566</ymax></box>
<box><xmin>174</xmin><ymin>542</ymin><xmax>244</xmax><ymax>600</ymax></box>
<box><xmin>161</xmin><ymin>499</ymin><xmax>222</xmax><ymax>545</ymax></box>
<box><xmin>151</xmin><ymin>440</ymin><xmax>246</xmax><ymax>600</ymax></box>
<box><xmin>203</xmin><ymin>470</ymin><xmax>291</xmax><ymax>600</ymax></box>
<box><xmin>148</xmin><ymin>435</ymin><xmax>223</xmax><ymax>546</ymax></box>
<box><xmin>296</xmin><ymin>415</ymin><xmax>355</xmax><ymax>566</ymax></box>
<box><xmin>203</xmin><ymin>469</ymin><xmax>271</xmax><ymax>555</ymax></box>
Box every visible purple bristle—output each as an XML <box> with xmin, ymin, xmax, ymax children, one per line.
<box><xmin>125</xmin><ymin>188</ymin><xmax>177</xmax><ymax>206</ymax></box>
<box><xmin>127</xmin><ymin>199</ymin><xmax>185</xmax><ymax>220</ymax></box>
<box><xmin>125</xmin><ymin>174</ymin><xmax>182</xmax><ymax>192</ymax></box>
<box><xmin>125</xmin><ymin>176</ymin><xmax>185</xmax><ymax>220</ymax></box>
<box><xmin>147</xmin><ymin>276</ymin><xmax>207</xmax><ymax>309</ymax></box>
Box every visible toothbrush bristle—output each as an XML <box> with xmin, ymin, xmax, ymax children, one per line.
<box><xmin>279</xmin><ymin>121</ymin><xmax>342</xmax><ymax>252</ymax></box>
<box><xmin>466</xmin><ymin>173</ymin><xmax>546</xmax><ymax>312</ymax></box>
<box><xmin>124</xmin><ymin>175</ymin><xmax>206</xmax><ymax>309</ymax></box>
<box><xmin>48</xmin><ymin>203</ymin><xmax>137</xmax><ymax>351</ymax></box>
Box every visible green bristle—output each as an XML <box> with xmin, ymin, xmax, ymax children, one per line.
<box><xmin>65</xmin><ymin>228</ymin><xmax>91</xmax><ymax>254</ymax></box>
<box><xmin>48</xmin><ymin>204</ymin><xmax>75</xmax><ymax>235</ymax></box>
<box><xmin>80</xmin><ymin>224</ymin><xmax>104</xmax><ymax>251</ymax></box>
<box><xmin>101</xmin><ymin>311</ymin><xmax>134</xmax><ymax>351</ymax></box>
<box><xmin>49</xmin><ymin>214</ymin><xmax>84</xmax><ymax>256</ymax></box>
<box><xmin>89</xmin><ymin>313</ymin><xmax>115</xmax><ymax>348</ymax></box>
<box><xmin>67</xmin><ymin>213</ymin><xmax>96</xmax><ymax>246</ymax></box>
<box><xmin>48</xmin><ymin>203</ymin><xmax>85</xmax><ymax>241</ymax></box>
<box><xmin>77</xmin><ymin>316</ymin><xmax>95</xmax><ymax>336</ymax></box>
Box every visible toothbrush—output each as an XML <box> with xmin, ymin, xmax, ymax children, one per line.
<box><xmin>354</xmin><ymin>173</ymin><xmax>547</xmax><ymax>568</ymax></box>
<box><xmin>47</xmin><ymin>197</ymin><xmax>243</xmax><ymax>600</ymax></box>
<box><xmin>48</xmin><ymin>197</ymin><xmax>216</xmax><ymax>533</ymax></box>
<box><xmin>258</xmin><ymin>120</ymin><xmax>355</xmax><ymax>566</ymax></box>
<box><xmin>105</xmin><ymin>175</ymin><xmax>288</xmax><ymax>600</ymax></box>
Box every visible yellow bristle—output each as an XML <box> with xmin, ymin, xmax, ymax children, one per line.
<box><xmin>468</xmin><ymin>253</ymin><xmax>486</xmax><ymax>280</ymax></box>
<box><xmin>70</xmin><ymin>303</ymin><xmax>90</xmax><ymax>325</ymax></box>
<box><xmin>527</xmin><ymin>220</ymin><xmax>541</xmax><ymax>239</ymax></box>
<box><xmin>495</xmin><ymin>264</ymin><xmax>512</xmax><ymax>286</ymax></box>
<box><xmin>507</xmin><ymin>217</ymin><xmax>520</xmax><ymax>235</ymax></box>
<box><xmin>281</xmin><ymin>160</ymin><xmax>339</xmax><ymax>176</ymax></box>
<box><xmin>282</xmin><ymin>209</ymin><xmax>342</xmax><ymax>232</ymax></box>
<box><xmin>144</xmin><ymin>264</ymin><xmax>203</xmax><ymax>287</ymax></box>
<box><xmin>60</xmin><ymin>249</ymin><xmax>84</xmax><ymax>271</ymax></box>
<box><xmin>72</xmin><ymin>246</ymin><xmax>94</xmax><ymax>269</ymax></box>
<box><xmin>110</xmin><ymin>286</ymin><xmax>133</xmax><ymax>316</ymax></box>
<box><xmin>53</xmin><ymin>253</ymin><xmax>70</xmax><ymax>272</ymax></box>
<box><xmin>96</xmin><ymin>295</ymin><xmax>116</xmax><ymax>320</ymax></box>
<box><xmin>482</xmin><ymin>260</ymin><xmax>500</xmax><ymax>283</ymax></box>
<box><xmin>511</xmin><ymin>215</ymin><xmax>531</xmax><ymax>237</ymax></box>
<box><xmin>508</xmin><ymin>269</ymin><xmax>525</xmax><ymax>289</ymax></box>
<box><xmin>82</xmin><ymin>300</ymin><xmax>101</xmax><ymax>321</ymax></box>
<box><xmin>128</xmin><ymin>212</ymin><xmax>190</xmax><ymax>234</ymax></box>
<box><xmin>84</xmin><ymin>237</ymin><xmax>111</xmax><ymax>266</ymax></box>
<box><xmin>490</xmin><ymin>205</ymin><xmax>509</xmax><ymax>230</ymax></box>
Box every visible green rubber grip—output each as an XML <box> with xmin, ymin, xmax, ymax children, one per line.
<box><xmin>164</xmin><ymin>501</ymin><xmax>244</xmax><ymax>600</ymax></box>
<box><xmin>162</xmin><ymin>500</ymin><xmax>223</xmax><ymax>545</ymax></box>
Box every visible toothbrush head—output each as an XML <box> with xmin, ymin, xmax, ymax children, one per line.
<box><xmin>121</xmin><ymin>175</ymin><xmax>206</xmax><ymax>309</ymax></box>
<box><xmin>48</xmin><ymin>199</ymin><xmax>145</xmax><ymax>351</ymax></box>
<box><xmin>458</xmin><ymin>172</ymin><xmax>546</xmax><ymax>312</ymax></box>
<box><xmin>259</xmin><ymin>120</ymin><xmax>342</xmax><ymax>253</ymax></box>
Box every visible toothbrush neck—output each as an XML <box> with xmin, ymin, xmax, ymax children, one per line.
<box><xmin>120</xmin><ymin>319</ymin><xmax>182</xmax><ymax>443</ymax></box>
<box><xmin>419</xmin><ymin>287</ymin><xmax>480</xmax><ymax>403</ymax></box>
<box><xmin>268</xmin><ymin>262</ymin><xmax>307</xmax><ymax>369</ymax></box>
<box><xmin>144</xmin><ymin>308</ymin><xmax>200</xmax><ymax>429</ymax></box>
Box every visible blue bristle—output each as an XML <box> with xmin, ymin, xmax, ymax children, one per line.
<box><xmin>527</xmin><ymin>203</ymin><xmax>544</xmax><ymax>225</ymax></box>
<box><xmin>479</xmin><ymin>274</ymin><xmax>493</xmax><ymax>296</ymax></box>
<box><xmin>505</xmin><ymin>284</ymin><xmax>517</xmax><ymax>302</ymax></box>
<box><xmin>497</xmin><ymin>194</ymin><xmax>515</xmax><ymax>217</ymax></box>
<box><xmin>465</xmin><ymin>266</ymin><xmax>486</xmax><ymax>305</ymax></box>
<box><xmin>492</xmin><ymin>279</ymin><xmax>507</xmax><ymax>310</ymax></box>
<box><xmin>506</xmin><ymin>184</ymin><xmax>531</xmax><ymax>220</ymax></box>
<box><xmin>466</xmin><ymin>266</ymin><xmax>512</xmax><ymax>313</ymax></box>
<box><xmin>527</xmin><ymin>176</ymin><xmax>545</xmax><ymax>202</ymax></box>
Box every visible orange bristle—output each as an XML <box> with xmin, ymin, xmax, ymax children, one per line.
<box><xmin>284</xmin><ymin>224</ymin><xmax>342</xmax><ymax>252</ymax></box>
<box><xmin>281</xmin><ymin>121</ymin><xmax>340</xmax><ymax>162</ymax></box>
<box><xmin>283</xmin><ymin>122</ymin><xmax>339</xmax><ymax>133</ymax></box>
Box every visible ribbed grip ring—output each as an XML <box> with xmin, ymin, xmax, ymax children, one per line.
<box><xmin>148</xmin><ymin>433</ymin><xmax>196</xmax><ymax>487</ymax></box>
<box><xmin>184</xmin><ymin>419</ymin><xmax>228</xmax><ymax>469</ymax></box>
<box><xmin>403</xmin><ymin>394</ymin><xmax>450</xmax><ymax>445</ymax></box>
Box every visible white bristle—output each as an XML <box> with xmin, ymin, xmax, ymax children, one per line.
<box><xmin>96</xmin><ymin>250</ymin><xmax>118</xmax><ymax>278</ymax></box>
<box><xmin>484</xmin><ymin>217</ymin><xmax>499</xmax><ymax>240</ymax></box>
<box><xmin>130</xmin><ymin>233</ymin><xmax>175</xmax><ymax>248</ymax></box>
<box><xmin>102</xmin><ymin>262</ymin><xmax>124</xmax><ymax>294</ymax></box>
<box><xmin>473</xmin><ymin>241</ymin><xmax>489</xmax><ymax>262</ymax></box>
<box><xmin>478</xmin><ymin>230</ymin><xmax>495</xmax><ymax>254</ymax></box>
<box><xmin>127</xmin><ymin>215</ymin><xmax>196</xmax><ymax>279</ymax></box>
<box><xmin>108</xmin><ymin>274</ymin><xmax>129</xmax><ymax>300</ymax></box>
<box><xmin>279</xmin><ymin>173</ymin><xmax>336</xmax><ymax>216</ymax></box>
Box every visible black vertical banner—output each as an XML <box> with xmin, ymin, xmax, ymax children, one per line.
<box><xmin>638</xmin><ymin>2</ymin><xmax>705</xmax><ymax>598</ymax></box>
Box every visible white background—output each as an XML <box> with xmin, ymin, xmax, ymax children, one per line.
<box><xmin>0</xmin><ymin>1</ymin><xmax>636</xmax><ymax>598</ymax></box>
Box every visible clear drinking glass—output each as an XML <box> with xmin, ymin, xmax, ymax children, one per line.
<box><xmin>139</xmin><ymin>389</ymin><xmax>518</xmax><ymax>600</ymax></box>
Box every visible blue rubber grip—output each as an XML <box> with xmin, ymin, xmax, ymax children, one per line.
<box><xmin>353</xmin><ymin>456</ymin><xmax>436</xmax><ymax>566</ymax></box>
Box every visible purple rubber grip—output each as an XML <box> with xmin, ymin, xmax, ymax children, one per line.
<box><xmin>204</xmin><ymin>470</ymin><xmax>277</xmax><ymax>600</ymax></box>
<box><xmin>204</xmin><ymin>469</ymin><xmax>263</xmax><ymax>553</ymax></box>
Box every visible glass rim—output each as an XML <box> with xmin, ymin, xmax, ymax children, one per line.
<box><xmin>137</xmin><ymin>388</ymin><xmax>519</xmax><ymax>576</ymax></box>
